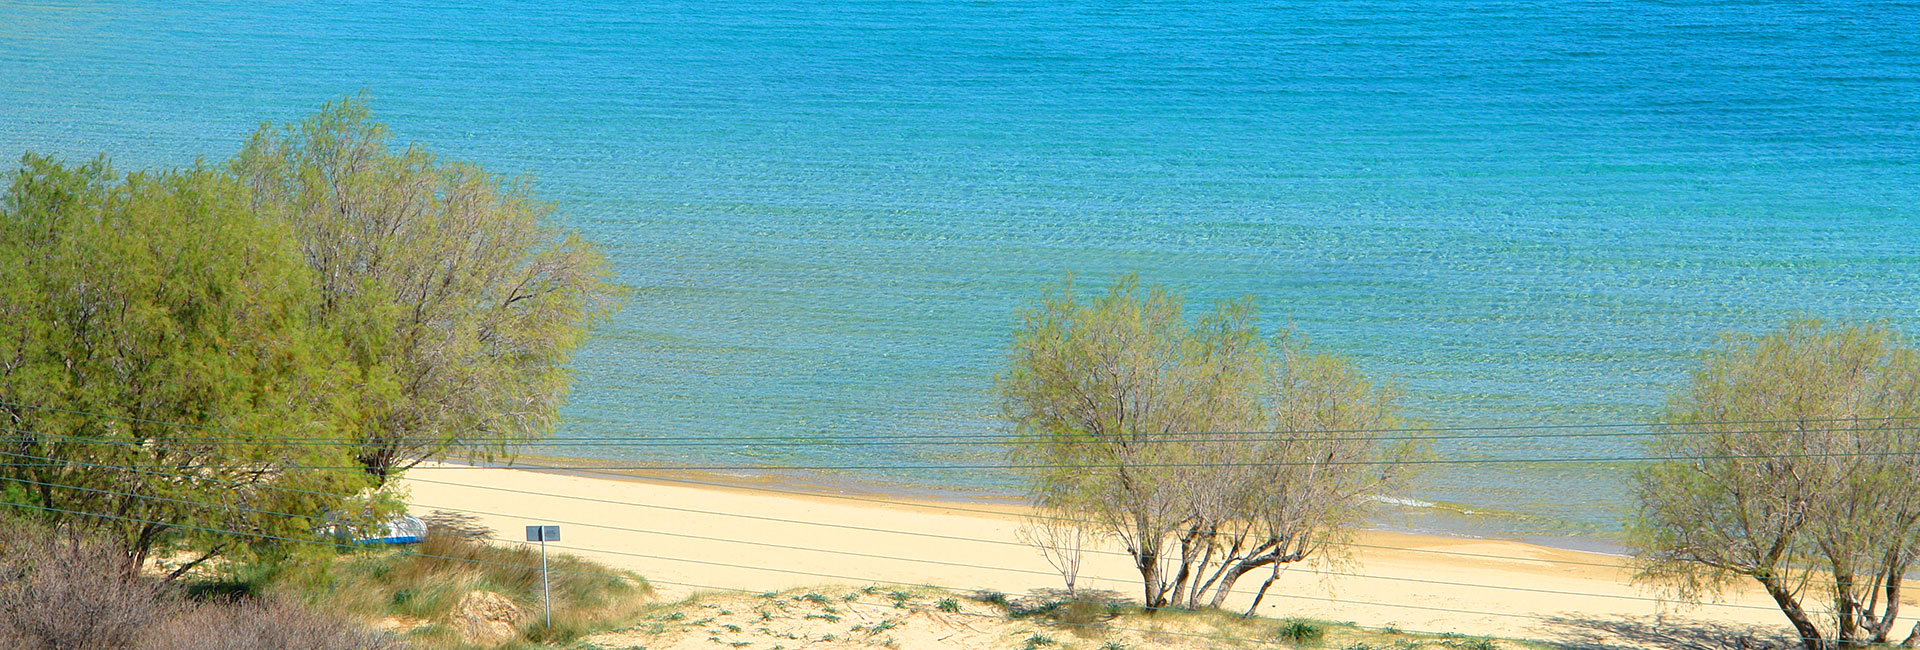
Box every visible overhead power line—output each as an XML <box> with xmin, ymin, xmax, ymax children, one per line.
<box><xmin>6</xmin><ymin>429</ymin><xmax>1652</xmax><ymax>574</ymax></box>
<box><xmin>6</xmin><ymin>428</ymin><xmax>1621</xmax><ymax>569</ymax></box>
<box><xmin>8</xmin><ymin>398</ymin><xmax>1920</xmax><ymax>446</ymax></box>
<box><xmin>12</xmin><ymin>447</ymin><xmax>1920</xmax><ymax>471</ymax></box>
<box><xmin>0</xmin><ymin>446</ymin><xmax>1779</xmax><ymax>614</ymax></box>
<box><xmin>0</xmin><ymin>477</ymin><xmax>1728</xmax><ymax>645</ymax></box>
<box><xmin>0</xmin><ymin>400</ymin><xmax>1870</xmax><ymax>647</ymax></box>
<box><xmin>0</xmin><ymin>494</ymin><xmax>1494</xmax><ymax>649</ymax></box>
<box><xmin>20</xmin><ymin>420</ymin><xmax>1920</xmax><ymax>449</ymax></box>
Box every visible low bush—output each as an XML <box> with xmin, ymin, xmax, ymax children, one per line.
<box><xmin>0</xmin><ymin>525</ymin><xmax>163</xmax><ymax>650</ymax></box>
<box><xmin>1008</xmin><ymin>598</ymin><xmax>1117</xmax><ymax>630</ymax></box>
<box><xmin>0</xmin><ymin>522</ymin><xmax>396</xmax><ymax>650</ymax></box>
<box><xmin>146</xmin><ymin>600</ymin><xmax>397</xmax><ymax>650</ymax></box>
<box><xmin>1276</xmin><ymin>619</ymin><xmax>1326</xmax><ymax>644</ymax></box>
<box><xmin>277</xmin><ymin>531</ymin><xmax>652</xmax><ymax>646</ymax></box>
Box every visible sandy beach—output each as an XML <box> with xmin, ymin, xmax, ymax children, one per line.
<box><xmin>394</xmin><ymin>463</ymin><xmax>1823</xmax><ymax>647</ymax></box>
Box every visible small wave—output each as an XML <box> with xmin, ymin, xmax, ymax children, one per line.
<box><xmin>1370</xmin><ymin>495</ymin><xmax>1438</xmax><ymax>509</ymax></box>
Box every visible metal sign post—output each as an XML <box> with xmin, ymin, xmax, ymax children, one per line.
<box><xmin>525</xmin><ymin>525</ymin><xmax>560</xmax><ymax>630</ymax></box>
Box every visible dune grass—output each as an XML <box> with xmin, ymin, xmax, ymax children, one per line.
<box><xmin>577</xmin><ymin>584</ymin><xmax>1552</xmax><ymax>650</ymax></box>
<box><xmin>201</xmin><ymin>532</ymin><xmax>652</xmax><ymax>649</ymax></box>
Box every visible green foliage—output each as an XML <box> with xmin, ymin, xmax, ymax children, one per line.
<box><xmin>1633</xmin><ymin>320</ymin><xmax>1920</xmax><ymax>649</ymax></box>
<box><xmin>936</xmin><ymin>597</ymin><xmax>962</xmax><ymax>613</ymax></box>
<box><xmin>1276</xmin><ymin>619</ymin><xmax>1326</xmax><ymax>644</ymax></box>
<box><xmin>1006</xmin><ymin>597</ymin><xmax>1118</xmax><ymax>629</ymax></box>
<box><xmin>997</xmin><ymin>275</ymin><xmax>1417</xmax><ymax>609</ymax></box>
<box><xmin>230</xmin><ymin>96</ymin><xmax>620</xmax><ymax>480</ymax></box>
<box><xmin>973</xmin><ymin>591</ymin><xmax>1012</xmax><ymax>607</ymax></box>
<box><xmin>0</xmin><ymin>97</ymin><xmax>621</xmax><ymax>574</ymax></box>
<box><xmin>1020</xmin><ymin>633</ymin><xmax>1056</xmax><ymax>648</ymax></box>
<box><xmin>0</xmin><ymin>154</ymin><xmax>383</xmax><ymax>570</ymax></box>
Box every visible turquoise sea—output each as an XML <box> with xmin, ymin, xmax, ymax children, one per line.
<box><xmin>4</xmin><ymin>0</ymin><xmax>1918</xmax><ymax>543</ymax></box>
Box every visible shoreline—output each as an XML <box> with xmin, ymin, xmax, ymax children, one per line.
<box><xmin>397</xmin><ymin>460</ymin><xmax>1806</xmax><ymax>646</ymax></box>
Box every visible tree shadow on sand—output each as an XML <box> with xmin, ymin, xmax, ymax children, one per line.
<box><xmin>1024</xmin><ymin>587</ymin><xmax>1130</xmax><ymax>606</ymax></box>
<box><xmin>1543</xmin><ymin>615</ymin><xmax>1793</xmax><ymax>650</ymax></box>
<box><xmin>990</xmin><ymin>588</ymin><xmax>1134</xmax><ymax>635</ymax></box>
<box><xmin>420</xmin><ymin>510</ymin><xmax>495</xmax><ymax>541</ymax></box>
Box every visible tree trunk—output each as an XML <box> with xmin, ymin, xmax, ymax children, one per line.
<box><xmin>1166</xmin><ymin>526</ymin><xmax>1198</xmax><ymax>609</ymax></box>
<box><xmin>1136</xmin><ymin>558</ymin><xmax>1161</xmax><ymax>609</ymax></box>
<box><xmin>1244</xmin><ymin>561</ymin><xmax>1284</xmax><ymax>617</ymax></box>
<box><xmin>161</xmin><ymin>544</ymin><xmax>224</xmax><ymax>582</ymax></box>
<box><xmin>129</xmin><ymin>521</ymin><xmax>162</xmax><ymax>576</ymax></box>
<box><xmin>1831</xmin><ymin>562</ymin><xmax>1858</xmax><ymax>647</ymax></box>
<box><xmin>1870</xmin><ymin>561</ymin><xmax>1907</xmax><ymax>645</ymax></box>
<box><xmin>1183</xmin><ymin>526</ymin><xmax>1225</xmax><ymax>609</ymax></box>
<box><xmin>1134</xmin><ymin>541</ymin><xmax>1166</xmax><ymax>610</ymax></box>
<box><xmin>1207</xmin><ymin>559</ymin><xmax>1261</xmax><ymax>610</ymax></box>
<box><xmin>1194</xmin><ymin>536</ymin><xmax>1268</xmax><ymax>609</ymax></box>
<box><xmin>1759</xmin><ymin>574</ymin><xmax>1828</xmax><ymax>650</ymax></box>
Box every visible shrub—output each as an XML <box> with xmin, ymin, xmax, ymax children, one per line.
<box><xmin>0</xmin><ymin>526</ymin><xmax>164</xmax><ymax>650</ymax></box>
<box><xmin>145</xmin><ymin>600</ymin><xmax>399</xmax><ymax>650</ymax></box>
<box><xmin>973</xmin><ymin>591</ymin><xmax>1011</xmax><ymax>607</ymax></box>
<box><xmin>1008</xmin><ymin>598</ymin><xmax>1114</xmax><ymax>629</ymax></box>
<box><xmin>0</xmin><ymin>522</ymin><xmax>396</xmax><ymax>650</ymax></box>
<box><xmin>298</xmin><ymin>531</ymin><xmax>650</xmax><ymax>645</ymax></box>
<box><xmin>1277</xmin><ymin>619</ymin><xmax>1325</xmax><ymax>644</ymax></box>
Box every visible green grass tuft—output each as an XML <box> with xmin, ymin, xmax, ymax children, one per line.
<box><xmin>1276</xmin><ymin>619</ymin><xmax>1326</xmax><ymax>645</ymax></box>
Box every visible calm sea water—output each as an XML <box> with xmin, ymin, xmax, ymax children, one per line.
<box><xmin>4</xmin><ymin>0</ymin><xmax>1918</xmax><ymax>541</ymax></box>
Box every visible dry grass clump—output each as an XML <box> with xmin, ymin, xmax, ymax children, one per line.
<box><xmin>299</xmin><ymin>531</ymin><xmax>653</xmax><ymax>646</ymax></box>
<box><xmin>0</xmin><ymin>525</ymin><xmax>164</xmax><ymax>650</ymax></box>
<box><xmin>146</xmin><ymin>600</ymin><xmax>399</xmax><ymax>650</ymax></box>
<box><xmin>0</xmin><ymin>522</ymin><xmax>396</xmax><ymax>650</ymax></box>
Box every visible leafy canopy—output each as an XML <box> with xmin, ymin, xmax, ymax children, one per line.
<box><xmin>231</xmin><ymin>96</ymin><xmax>619</xmax><ymax>480</ymax></box>
<box><xmin>1633</xmin><ymin>320</ymin><xmax>1920</xmax><ymax>650</ymax></box>
<box><xmin>998</xmin><ymin>276</ymin><xmax>1415</xmax><ymax>611</ymax></box>
<box><xmin>0</xmin><ymin>155</ymin><xmax>382</xmax><ymax>571</ymax></box>
<box><xmin>0</xmin><ymin>96</ymin><xmax>619</xmax><ymax>568</ymax></box>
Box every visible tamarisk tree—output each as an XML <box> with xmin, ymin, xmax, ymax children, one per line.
<box><xmin>232</xmin><ymin>97</ymin><xmax>619</xmax><ymax>481</ymax></box>
<box><xmin>1633</xmin><ymin>320</ymin><xmax>1920</xmax><ymax>650</ymax></box>
<box><xmin>997</xmin><ymin>276</ymin><xmax>1415</xmax><ymax>612</ymax></box>
<box><xmin>0</xmin><ymin>156</ymin><xmax>380</xmax><ymax>573</ymax></box>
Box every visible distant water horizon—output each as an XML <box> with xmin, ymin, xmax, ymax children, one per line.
<box><xmin>5</xmin><ymin>0</ymin><xmax>1917</xmax><ymax>543</ymax></box>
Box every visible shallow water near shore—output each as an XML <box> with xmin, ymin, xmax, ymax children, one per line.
<box><xmin>5</xmin><ymin>0</ymin><xmax>1918</xmax><ymax>547</ymax></box>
